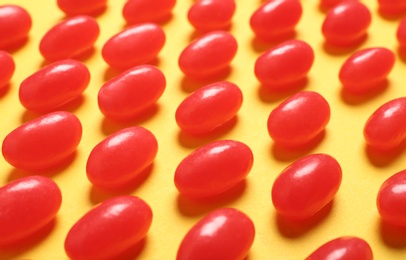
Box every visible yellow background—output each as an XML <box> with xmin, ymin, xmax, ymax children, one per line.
<box><xmin>1</xmin><ymin>0</ymin><xmax>406</xmax><ymax>259</ymax></box>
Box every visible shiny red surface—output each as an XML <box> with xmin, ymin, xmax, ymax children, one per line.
<box><xmin>0</xmin><ymin>5</ymin><xmax>31</xmax><ymax>50</ymax></box>
<box><xmin>320</xmin><ymin>0</ymin><xmax>358</xmax><ymax>10</ymax></box>
<box><xmin>0</xmin><ymin>176</ymin><xmax>62</xmax><ymax>246</ymax></box>
<box><xmin>178</xmin><ymin>31</ymin><xmax>238</xmax><ymax>79</ymax></box>
<box><xmin>102</xmin><ymin>23</ymin><xmax>165</xmax><ymax>70</ymax></box>
<box><xmin>65</xmin><ymin>196</ymin><xmax>153</xmax><ymax>260</ymax></box>
<box><xmin>19</xmin><ymin>60</ymin><xmax>90</xmax><ymax>112</ymax></box>
<box><xmin>397</xmin><ymin>17</ymin><xmax>406</xmax><ymax>48</ymax></box>
<box><xmin>306</xmin><ymin>236</ymin><xmax>373</xmax><ymax>260</ymax></box>
<box><xmin>175</xmin><ymin>81</ymin><xmax>242</xmax><ymax>135</ymax></box>
<box><xmin>2</xmin><ymin>111</ymin><xmax>82</xmax><ymax>171</ymax></box>
<box><xmin>177</xmin><ymin>208</ymin><xmax>255</xmax><ymax>260</ymax></box>
<box><xmin>86</xmin><ymin>126</ymin><xmax>158</xmax><ymax>189</ymax></box>
<box><xmin>57</xmin><ymin>0</ymin><xmax>107</xmax><ymax>16</ymax></box>
<box><xmin>378</xmin><ymin>0</ymin><xmax>406</xmax><ymax>16</ymax></box>
<box><xmin>123</xmin><ymin>0</ymin><xmax>176</xmax><ymax>24</ymax></box>
<box><xmin>267</xmin><ymin>91</ymin><xmax>330</xmax><ymax>147</ymax></box>
<box><xmin>174</xmin><ymin>140</ymin><xmax>253</xmax><ymax>198</ymax></box>
<box><xmin>188</xmin><ymin>0</ymin><xmax>235</xmax><ymax>32</ymax></box>
<box><xmin>0</xmin><ymin>51</ymin><xmax>15</xmax><ymax>88</ymax></box>
<box><xmin>272</xmin><ymin>153</ymin><xmax>342</xmax><ymax>220</ymax></box>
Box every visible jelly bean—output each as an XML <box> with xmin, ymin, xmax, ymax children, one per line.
<box><xmin>397</xmin><ymin>17</ymin><xmax>406</xmax><ymax>49</ymax></box>
<box><xmin>178</xmin><ymin>31</ymin><xmax>237</xmax><ymax>79</ymax></box>
<box><xmin>2</xmin><ymin>111</ymin><xmax>82</xmax><ymax>171</ymax></box>
<box><xmin>322</xmin><ymin>2</ymin><xmax>371</xmax><ymax>46</ymax></box>
<box><xmin>0</xmin><ymin>176</ymin><xmax>62</xmax><ymax>246</ymax></box>
<box><xmin>175</xmin><ymin>140</ymin><xmax>253</xmax><ymax>198</ymax></box>
<box><xmin>98</xmin><ymin>65</ymin><xmax>166</xmax><ymax>121</ymax></box>
<box><xmin>57</xmin><ymin>0</ymin><xmax>108</xmax><ymax>16</ymax></box>
<box><xmin>19</xmin><ymin>60</ymin><xmax>90</xmax><ymax>113</ymax></box>
<box><xmin>188</xmin><ymin>0</ymin><xmax>236</xmax><ymax>32</ymax></box>
<box><xmin>320</xmin><ymin>0</ymin><xmax>358</xmax><ymax>11</ymax></box>
<box><xmin>0</xmin><ymin>51</ymin><xmax>15</xmax><ymax>88</ymax></box>
<box><xmin>175</xmin><ymin>81</ymin><xmax>242</xmax><ymax>135</ymax></box>
<box><xmin>0</xmin><ymin>5</ymin><xmax>32</xmax><ymax>50</ymax></box>
<box><xmin>254</xmin><ymin>39</ymin><xmax>314</xmax><ymax>89</ymax></box>
<box><xmin>102</xmin><ymin>23</ymin><xmax>165</xmax><ymax>70</ymax></box>
<box><xmin>306</xmin><ymin>237</ymin><xmax>373</xmax><ymax>260</ymax></box>
<box><xmin>65</xmin><ymin>196</ymin><xmax>152</xmax><ymax>260</ymax></box>
<box><xmin>86</xmin><ymin>126</ymin><xmax>158</xmax><ymax>189</ymax></box>
<box><xmin>267</xmin><ymin>91</ymin><xmax>330</xmax><ymax>147</ymax></box>
<box><xmin>250</xmin><ymin>0</ymin><xmax>302</xmax><ymax>41</ymax></box>
<box><xmin>378</xmin><ymin>0</ymin><xmax>406</xmax><ymax>16</ymax></box>
<box><xmin>123</xmin><ymin>0</ymin><xmax>176</xmax><ymax>24</ymax></box>
<box><xmin>39</xmin><ymin>16</ymin><xmax>100</xmax><ymax>61</ymax></box>
<box><xmin>339</xmin><ymin>47</ymin><xmax>395</xmax><ymax>93</ymax></box>
<box><xmin>272</xmin><ymin>153</ymin><xmax>342</xmax><ymax>220</ymax></box>
<box><xmin>177</xmin><ymin>208</ymin><xmax>255</xmax><ymax>260</ymax></box>
<box><xmin>364</xmin><ymin>98</ymin><xmax>406</xmax><ymax>150</ymax></box>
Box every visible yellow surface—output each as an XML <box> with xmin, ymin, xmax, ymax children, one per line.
<box><xmin>1</xmin><ymin>0</ymin><xmax>406</xmax><ymax>259</ymax></box>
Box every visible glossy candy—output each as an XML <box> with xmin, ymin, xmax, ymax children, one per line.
<box><xmin>267</xmin><ymin>91</ymin><xmax>330</xmax><ymax>147</ymax></box>
<box><xmin>2</xmin><ymin>111</ymin><xmax>82</xmax><ymax>171</ymax></box>
<box><xmin>254</xmin><ymin>39</ymin><xmax>314</xmax><ymax>89</ymax></box>
<box><xmin>320</xmin><ymin>0</ymin><xmax>358</xmax><ymax>11</ymax></box>
<box><xmin>188</xmin><ymin>0</ymin><xmax>236</xmax><ymax>32</ymax></box>
<box><xmin>57</xmin><ymin>0</ymin><xmax>108</xmax><ymax>16</ymax></box>
<box><xmin>250</xmin><ymin>0</ymin><xmax>302</xmax><ymax>41</ymax></box>
<box><xmin>0</xmin><ymin>176</ymin><xmax>62</xmax><ymax>246</ymax></box>
<box><xmin>40</xmin><ymin>15</ymin><xmax>100</xmax><ymax>61</ymax></box>
<box><xmin>175</xmin><ymin>140</ymin><xmax>253</xmax><ymax>198</ymax></box>
<box><xmin>272</xmin><ymin>153</ymin><xmax>342</xmax><ymax>220</ymax></box>
<box><xmin>123</xmin><ymin>0</ymin><xmax>176</xmax><ymax>24</ymax></box>
<box><xmin>98</xmin><ymin>65</ymin><xmax>165</xmax><ymax>121</ymax></box>
<box><xmin>175</xmin><ymin>81</ymin><xmax>242</xmax><ymax>135</ymax></box>
<box><xmin>102</xmin><ymin>23</ymin><xmax>165</xmax><ymax>70</ymax></box>
<box><xmin>178</xmin><ymin>31</ymin><xmax>237</xmax><ymax>79</ymax></box>
<box><xmin>177</xmin><ymin>208</ymin><xmax>255</xmax><ymax>260</ymax></box>
<box><xmin>86</xmin><ymin>126</ymin><xmax>158</xmax><ymax>189</ymax></box>
<box><xmin>397</xmin><ymin>17</ymin><xmax>406</xmax><ymax>49</ymax></box>
<box><xmin>65</xmin><ymin>196</ymin><xmax>152</xmax><ymax>260</ymax></box>
<box><xmin>19</xmin><ymin>60</ymin><xmax>90</xmax><ymax>112</ymax></box>
<box><xmin>0</xmin><ymin>51</ymin><xmax>15</xmax><ymax>88</ymax></box>
<box><xmin>0</xmin><ymin>5</ymin><xmax>32</xmax><ymax>50</ymax></box>
<box><xmin>378</xmin><ymin>0</ymin><xmax>406</xmax><ymax>16</ymax></box>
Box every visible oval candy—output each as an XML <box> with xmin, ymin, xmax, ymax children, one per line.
<box><xmin>397</xmin><ymin>17</ymin><xmax>406</xmax><ymax>49</ymax></box>
<box><xmin>57</xmin><ymin>0</ymin><xmax>108</xmax><ymax>16</ymax></box>
<box><xmin>0</xmin><ymin>51</ymin><xmax>15</xmax><ymax>88</ymax></box>
<box><xmin>123</xmin><ymin>0</ymin><xmax>176</xmax><ymax>24</ymax></box>
<box><xmin>0</xmin><ymin>5</ymin><xmax>32</xmax><ymax>50</ymax></box>
<box><xmin>378</xmin><ymin>0</ymin><xmax>406</xmax><ymax>16</ymax></box>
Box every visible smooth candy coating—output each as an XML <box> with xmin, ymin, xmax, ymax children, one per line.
<box><xmin>320</xmin><ymin>0</ymin><xmax>358</xmax><ymax>10</ymax></box>
<box><xmin>174</xmin><ymin>140</ymin><xmax>253</xmax><ymax>198</ymax></box>
<box><xmin>0</xmin><ymin>51</ymin><xmax>15</xmax><ymax>88</ymax></box>
<box><xmin>322</xmin><ymin>2</ymin><xmax>371</xmax><ymax>46</ymax></box>
<box><xmin>250</xmin><ymin>0</ymin><xmax>302</xmax><ymax>41</ymax></box>
<box><xmin>339</xmin><ymin>47</ymin><xmax>395</xmax><ymax>93</ymax></box>
<box><xmin>0</xmin><ymin>5</ymin><xmax>32</xmax><ymax>50</ymax></box>
<box><xmin>0</xmin><ymin>176</ymin><xmax>62</xmax><ymax>246</ymax></box>
<box><xmin>364</xmin><ymin>98</ymin><xmax>406</xmax><ymax>150</ymax></box>
<box><xmin>2</xmin><ymin>111</ymin><xmax>82</xmax><ymax>171</ymax></box>
<box><xmin>188</xmin><ymin>0</ymin><xmax>236</xmax><ymax>32</ymax></box>
<box><xmin>306</xmin><ymin>237</ymin><xmax>373</xmax><ymax>260</ymax></box>
<box><xmin>19</xmin><ymin>60</ymin><xmax>90</xmax><ymax>112</ymax></box>
<box><xmin>378</xmin><ymin>0</ymin><xmax>406</xmax><ymax>16</ymax></box>
<box><xmin>254</xmin><ymin>39</ymin><xmax>314</xmax><ymax>88</ymax></box>
<box><xmin>267</xmin><ymin>91</ymin><xmax>330</xmax><ymax>147</ymax></box>
<box><xmin>65</xmin><ymin>196</ymin><xmax>152</xmax><ymax>260</ymax></box>
<box><xmin>175</xmin><ymin>81</ymin><xmax>242</xmax><ymax>135</ymax></box>
<box><xmin>102</xmin><ymin>23</ymin><xmax>165</xmax><ymax>70</ymax></box>
<box><xmin>397</xmin><ymin>17</ymin><xmax>406</xmax><ymax>48</ymax></box>
<box><xmin>98</xmin><ymin>65</ymin><xmax>165</xmax><ymax>121</ymax></box>
<box><xmin>57</xmin><ymin>0</ymin><xmax>108</xmax><ymax>16</ymax></box>
<box><xmin>177</xmin><ymin>208</ymin><xmax>255</xmax><ymax>260</ymax></box>
<box><xmin>40</xmin><ymin>15</ymin><xmax>100</xmax><ymax>61</ymax></box>
<box><xmin>178</xmin><ymin>31</ymin><xmax>237</xmax><ymax>79</ymax></box>
<box><xmin>123</xmin><ymin>0</ymin><xmax>176</xmax><ymax>24</ymax></box>
<box><xmin>86</xmin><ymin>126</ymin><xmax>158</xmax><ymax>189</ymax></box>
<box><xmin>272</xmin><ymin>153</ymin><xmax>342</xmax><ymax>220</ymax></box>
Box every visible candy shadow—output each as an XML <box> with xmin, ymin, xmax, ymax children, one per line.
<box><xmin>340</xmin><ymin>80</ymin><xmax>389</xmax><ymax>105</ymax></box>
<box><xmin>379</xmin><ymin>219</ymin><xmax>406</xmax><ymax>248</ymax></box>
<box><xmin>257</xmin><ymin>78</ymin><xmax>308</xmax><ymax>104</ymax></box>
<box><xmin>103</xmin><ymin>66</ymin><xmax>123</xmax><ymax>81</ymax></box>
<box><xmin>124</xmin><ymin>14</ymin><xmax>174</xmax><ymax>28</ymax></box>
<box><xmin>1</xmin><ymin>37</ymin><xmax>30</xmax><ymax>53</ymax></box>
<box><xmin>63</xmin><ymin>6</ymin><xmax>108</xmax><ymax>18</ymax></box>
<box><xmin>397</xmin><ymin>46</ymin><xmax>406</xmax><ymax>63</ymax></box>
<box><xmin>39</xmin><ymin>47</ymin><xmax>97</xmax><ymax>67</ymax></box>
<box><xmin>0</xmin><ymin>84</ymin><xmax>11</xmax><ymax>99</ymax></box>
<box><xmin>377</xmin><ymin>9</ymin><xmax>406</xmax><ymax>21</ymax></box>
<box><xmin>365</xmin><ymin>143</ymin><xmax>406</xmax><ymax>167</ymax></box>
<box><xmin>180</xmin><ymin>67</ymin><xmax>232</xmax><ymax>93</ymax></box>
<box><xmin>103</xmin><ymin>57</ymin><xmax>161</xmax><ymax>78</ymax></box>
<box><xmin>250</xmin><ymin>32</ymin><xmax>297</xmax><ymax>54</ymax></box>
<box><xmin>322</xmin><ymin>35</ymin><xmax>367</xmax><ymax>56</ymax></box>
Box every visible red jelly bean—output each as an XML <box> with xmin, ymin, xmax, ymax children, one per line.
<box><xmin>65</xmin><ymin>196</ymin><xmax>152</xmax><ymax>260</ymax></box>
<box><xmin>175</xmin><ymin>140</ymin><xmax>253</xmax><ymax>198</ymax></box>
<box><xmin>0</xmin><ymin>176</ymin><xmax>62</xmax><ymax>246</ymax></box>
<box><xmin>322</xmin><ymin>2</ymin><xmax>371</xmax><ymax>46</ymax></box>
<box><xmin>339</xmin><ymin>47</ymin><xmax>395</xmax><ymax>93</ymax></box>
<box><xmin>178</xmin><ymin>31</ymin><xmax>237</xmax><ymax>79</ymax></box>
<box><xmin>0</xmin><ymin>51</ymin><xmax>15</xmax><ymax>88</ymax></box>
<box><xmin>267</xmin><ymin>91</ymin><xmax>330</xmax><ymax>147</ymax></box>
<box><xmin>39</xmin><ymin>16</ymin><xmax>100</xmax><ymax>61</ymax></box>
<box><xmin>250</xmin><ymin>0</ymin><xmax>302</xmax><ymax>41</ymax></box>
<box><xmin>175</xmin><ymin>81</ymin><xmax>242</xmax><ymax>135</ymax></box>
<box><xmin>2</xmin><ymin>111</ymin><xmax>82</xmax><ymax>171</ymax></box>
<box><xmin>364</xmin><ymin>98</ymin><xmax>406</xmax><ymax>150</ymax></box>
<box><xmin>0</xmin><ymin>5</ymin><xmax>32</xmax><ymax>50</ymax></box>
<box><xmin>102</xmin><ymin>23</ymin><xmax>165</xmax><ymax>70</ymax></box>
<box><xmin>320</xmin><ymin>0</ymin><xmax>358</xmax><ymax>11</ymax></box>
<box><xmin>397</xmin><ymin>17</ymin><xmax>406</xmax><ymax>49</ymax></box>
<box><xmin>272</xmin><ymin>153</ymin><xmax>342</xmax><ymax>220</ymax></box>
<box><xmin>306</xmin><ymin>237</ymin><xmax>373</xmax><ymax>260</ymax></box>
<box><xmin>98</xmin><ymin>65</ymin><xmax>165</xmax><ymax>121</ymax></box>
<box><xmin>378</xmin><ymin>0</ymin><xmax>406</xmax><ymax>16</ymax></box>
<box><xmin>123</xmin><ymin>0</ymin><xmax>176</xmax><ymax>24</ymax></box>
<box><xmin>86</xmin><ymin>126</ymin><xmax>158</xmax><ymax>189</ymax></box>
<box><xmin>177</xmin><ymin>208</ymin><xmax>255</xmax><ymax>260</ymax></box>
<box><xmin>19</xmin><ymin>60</ymin><xmax>90</xmax><ymax>113</ymax></box>
<box><xmin>188</xmin><ymin>0</ymin><xmax>236</xmax><ymax>32</ymax></box>
<box><xmin>57</xmin><ymin>0</ymin><xmax>108</xmax><ymax>16</ymax></box>
<box><xmin>254</xmin><ymin>39</ymin><xmax>314</xmax><ymax>89</ymax></box>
